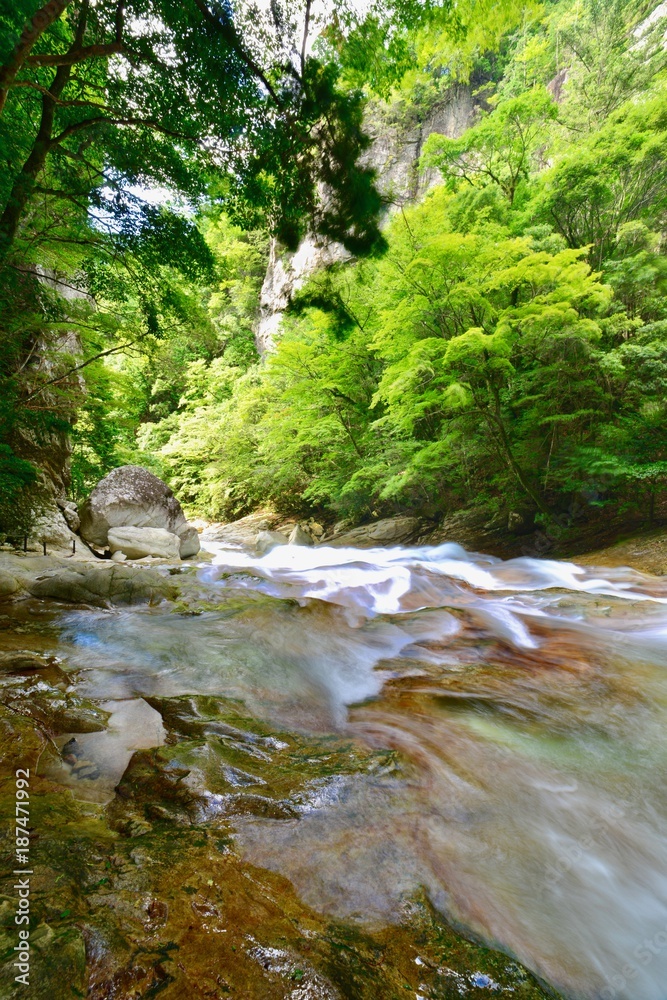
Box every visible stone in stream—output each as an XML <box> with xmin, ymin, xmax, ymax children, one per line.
<box><xmin>288</xmin><ymin>523</ymin><xmax>314</xmax><ymax>546</ymax></box>
<box><xmin>175</xmin><ymin>522</ymin><xmax>201</xmax><ymax>558</ymax></box>
<box><xmin>255</xmin><ymin>528</ymin><xmax>289</xmax><ymax>554</ymax></box>
<box><xmin>108</xmin><ymin>525</ymin><xmax>181</xmax><ymax>561</ymax></box>
<box><xmin>0</xmin><ymin>614</ymin><xmax>558</xmax><ymax>1000</ymax></box>
<box><xmin>78</xmin><ymin>465</ymin><xmax>200</xmax><ymax>557</ymax></box>
<box><xmin>0</xmin><ymin>650</ymin><xmax>50</xmax><ymax>672</ymax></box>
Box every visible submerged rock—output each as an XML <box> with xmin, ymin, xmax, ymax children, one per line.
<box><xmin>0</xmin><ymin>608</ymin><xmax>560</xmax><ymax>1000</ymax></box>
<box><xmin>78</xmin><ymin>465</ymin><xmax>188</xmax><ymax>547</ymax></box>
<box><xmin>108</xmin><ymin>525</ymin><xmax>181</xmax><ymax>561</ymax></box>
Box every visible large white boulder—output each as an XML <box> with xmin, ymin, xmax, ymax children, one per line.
<box><xmin>107</xmin><ymin>526</ymin><xmax>181</xmax><ymax>561</ymax></box>
<box><xmin>78</xmin><ymin>466</ymin><xmax>192</xmax><ymax>548</ymax></box>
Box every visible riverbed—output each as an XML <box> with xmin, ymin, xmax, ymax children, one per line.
<box><xmin>1</xmin><ymin>540</ymin><xmax>666</xmax><ymax>999</ymax></box>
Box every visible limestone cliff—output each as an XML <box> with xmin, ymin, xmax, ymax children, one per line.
<box><xmin>255</xmin><ymin>83</ymin><xmax>478</xmax><ymax>354</ymax></box>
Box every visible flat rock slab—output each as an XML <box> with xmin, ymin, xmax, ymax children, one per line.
<box><xmin>323</xmin><ymin>515</ymin><xmax>423</xmax><ymax>548</ymax></box>
<box><xmin>108</xmin><ymin>526</ymin><xmax>181</xmax><ymax>561</ymax></box>
<box><xmin>28</xmin><ymin>563</ymin><xmax>178</xmax><ymax>607</ymax></box>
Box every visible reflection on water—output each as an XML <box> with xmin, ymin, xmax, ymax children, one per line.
<box><xmin>53</xmin><ymin>542</ymin><xmax>667</xmax><ymax>999</ymax></box>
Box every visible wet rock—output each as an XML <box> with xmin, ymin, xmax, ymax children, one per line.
<box><xmin>27</xmin><ymin>563</ymin><xmax>178</xmax><ymax>607</ymax></box>
<box><xmin>0</xmin><ymin>651</ymin><xmax>51</xmax><ymax>672</ymax></box>
<box><xmin>0</xmin><ymin>703</ymin><xmax>48</xmax><ymax>776</ymax></box>
<box><xmin>256</xmin><ymin>529</ymin><xmax>289</xmax><ymax>555</ymax></box>
<box><xmin>2</xmin><ymin>673</ymin><xmax>110</xmax><ymax>733</ymax></box>
<box><xmin>578</xmin><ymin>528</ymin><xmax>667</xmax><ymax>576</ymax></box>
<box><xmin>108</xmin><ymin>525</ymin><xmax>181</xmax><ymax>561</ymax></box>
<box><xmin>288</xmin><ymin>524</ymin><xmax>314</xmax><ymax>547</ymax></box>
<box><xmin>324</xmin><ymin>515</ymin><xmax>423</xmax><ymax>548</ymax></box>
<box><xmin>78</xmin><ymin>465</ymin><xmax>189</xmax><ymax>547</ymax></box>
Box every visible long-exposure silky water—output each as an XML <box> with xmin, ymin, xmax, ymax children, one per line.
<box><xmin>54</xmin><ymin>541</ymin><xmax>667</xmax><ymax>1000</ymax></box>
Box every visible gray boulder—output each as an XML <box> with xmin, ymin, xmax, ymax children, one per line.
<box><xmin>79</xmin><ymin>466</ymin><xmax>188</xmax><ymax>547</ymax></box>
<box><xmin>288</xmin><ymin>524</ymin><xmax>314</xmax><ymax>547</ymax></box>
<box><xmin>202</xmin><ymin>512</ymin><xmax>282</xmax><ymax>549</ymax></box>
<box><xmin>107</xmin><ymin>526</ymin><xmax>181</xmax><ymax>561</ymax></box>
<box><xmin>256</xmin><ymin>530</ymin><xmax>289</xmax><ymax>555</ymax></box>
<box><xmin>323</xmin><ymin>515</ymin><xmax>423</xmax><ymax>549</ymax></box>
<box><xmin>56</xmin><ymin>498</ymin><xmax>80</xmax><ymax>533</ymax></box>
<box><xmin>176</xmin><ymin>523</ymin><xmax>200</xmax><ymax>558</ymax></box>
<box><xmin>0</xmin><ymin>570</ymin><xmax>19</xmax><ymax>598</ymax></box>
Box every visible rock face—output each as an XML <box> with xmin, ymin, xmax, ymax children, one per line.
<box><xmin>79</xmin><ymin>465</ymin><xmax>191</xmax><ymax>547</ymax></box>
<box><xmin>107</xmin><ymin>526</ymin><xmax>182</xmax><ymax>561</ymax></box>
<box><xmin>29</xmin><ymin>505</ymin><xmax>78</xmax><ymax>552</ymax></box>
<box><xmin>255</xmin><ymin>85</ymin><xmax>478</xmax><ymax>354</ymax></box>
<box><xmin>323</xmin><ymin>515</ymin><xmax>423</xmax><ymax>548</ymax></box>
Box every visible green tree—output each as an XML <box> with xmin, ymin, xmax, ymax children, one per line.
<box><xmin>529</xmin><ymin>91</ymin><xmax>667</xmax><ymax>268</ymax></box>
<box><xmin>422</xmin><ymin>88</ymin><xmax>557</xmax><ymax>204</ymax></box>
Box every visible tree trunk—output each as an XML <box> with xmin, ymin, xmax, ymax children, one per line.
<box><xmin>0</xmin><ymin>62</ymin><xmax>71</xmax><ymax>258</ymax></box>
<box><xmin>481</xmin><ymin>383</ymin><xmax>550</xmax><ymax>515</ymax></box>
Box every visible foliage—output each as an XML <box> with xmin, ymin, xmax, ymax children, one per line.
<box><xmin>140</xmin><ymin>0</ymin><xmax>667</xmax><ymax>529</ymax></box>
<box><xmin>4</xmin><ymin>0</ymin><xmax>667</xmax><ymax>538</ymax></box>
<box><xmin>0</xmin><ymin>444</ymin><xmax>46</xmax><ymax>541</ymax></box>
<box><xmin>422</xmin><ymin>88</ymin><xmax>557</xmax><ymax>204</ymax></box>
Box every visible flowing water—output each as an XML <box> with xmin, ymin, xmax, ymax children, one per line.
<box><xmin>42</xmin><ymin>542</ymin><xmax>667</xmax><ymax>999</ymax></box>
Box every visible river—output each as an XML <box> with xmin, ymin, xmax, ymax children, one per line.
<box><xmin>13</xmin><ymin>540</ymin><xmax>667</xmax><ymax>999</ymax></box>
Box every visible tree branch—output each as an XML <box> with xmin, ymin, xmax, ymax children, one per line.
<box><xmin>22</xmin><ymin>340</ymin><xmax>139</xmax><ymax>403</ymax></box>
<box><xmin>25</xmin><ymin>41</ymin><xmax>124</xmax><ymax>67</ymax></box>
<box><xmin>9</xmin><ymin>80</ymin><xmax>120</xmax><ymax>115</ymax></box>
<box><xmin>51</xmin><ymin>114</ymin><xmax>200</xmax><ymax>145</ymax></box>
<box><xmin>191</xmin><ymin>0</ymin><xmax>283</xmax><ymax>107</ymax></box>
<box><xmin>300</xmin><ymin>0</ymin><xmax>312</xmax><ymax>72</ymax></box>
<box><xmin>0</xmin><ymin>0</ymin><xmax>71</xmax><ymax>115</ymax></box>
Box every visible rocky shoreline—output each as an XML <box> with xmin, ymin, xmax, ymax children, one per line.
<box><xmin>1</xmin><ymin>511</ymin><xmax>664</xmax><ymax>613</ymax></box>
